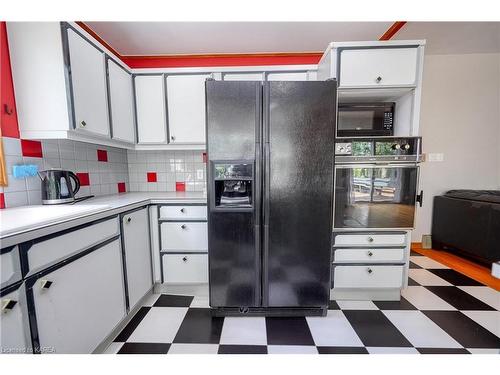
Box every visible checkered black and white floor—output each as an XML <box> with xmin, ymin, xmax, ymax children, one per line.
<box><xmin>103</xmin><ymin>251</ymin><xmax>500</xmax><ymax>354</ymax></box>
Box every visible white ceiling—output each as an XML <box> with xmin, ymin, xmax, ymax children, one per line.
<box><xmin>85</xmin><ymin>21</ymin><xmax>500</xmax><ymax>56</ymax></box>
<box><xmin>85</xmin><ymin>22</ymin><xmax>392</xmax><ymax>55</ymax></box>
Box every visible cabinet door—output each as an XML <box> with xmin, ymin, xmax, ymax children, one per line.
<box><xmin>122</xmin><ymin>208</ymin><xmax>153</xmax><ymax>309</ymax></box>
<box><xmin>67</xmin><ymin>29</ymin><xmax>110</xmax><ymax>136</ymax></box>
<box><xmin>0</xmin><ymin>284</ymin><xmax>30</xmax><ymax>353</ymax></box>
<box><xmin>107</xmin><ymin>59</ymin><xmax>135</xmax><ymax>143</ymax></box>
<box><xmin>135</xmin><ymin>75</ymin><xmax>167</xmax><ymax>144</ymax></box>
<box><xmin>33</xmin><ymin>239</ymin><xmax>126</xmax><ymax>354</ymax></box>
<box><xmin>166</xmin><ymin>74</ymin><xmax>210</xmax><ymax>144</ymax></box>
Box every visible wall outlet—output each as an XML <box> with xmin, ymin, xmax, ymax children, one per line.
<box><xmin>427</xmin><ymin>153</ymin><xmax>444</xmax><ymax>162</ymax></box>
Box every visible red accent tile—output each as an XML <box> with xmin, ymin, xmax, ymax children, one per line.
<box><xmin>147</xmin><ymin>172</ymin><xmax>157</xmax><ymax>182</ymax></box>
<box><xmin>117</xmin><ymin>182</ymin><xmax>126</xmax><ymax>193</ymax></box>
<box><xmin>97</xmin><ymin>149</ymin><xmax>108</xmax><ymax>162</ymax></box>
<box><xmin>76</xmin><ymin>172</ymin><xmax>90</xmax><ymax>186</ymax></box>
<box><xmin>176</xmin><ymin>182</ymin><xmax>186</xmax><ymax>192</ymax></box>
<box><xmin>1</xmin><ymin>22</ymin><xmax>20</xmax><ymax>139</ymax></box>
<box><xmin>202</xmin><ymin>152</ymin><xmax>207</xmax><ymax>163</ymax></box>
<box><xmin>0</xmin><ymin>193</ymin><xmax>5</xmax><ymax>209</ymax></box>
<box><xmin>20</xmin><ymin>139</ymin><xmax>43</xmax><ymax>158</ymax></box>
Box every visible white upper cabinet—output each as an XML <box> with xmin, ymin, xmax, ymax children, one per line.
<box><xmin>107</xmin><ymin>59</ymin><xmax>135</xmax><ymax>143</ymax></box>
<box><xmin>67</xmin><ymin>29</ymin><xmax>110</xmax><ymax>136</ymax></box>
<box><xmin>135</xmin><ymin>75</ymin><xmax>167</xmax><ymax>144</ymax></box>
<box><xmin>166</xmin><ymin>74</ymin><xmax>211</xmax><ymax>144</ymax></box>
<box><xmin>339</xmin><ymin>47</ymin><xmax>419</xmax><ymax>88</ymax></box>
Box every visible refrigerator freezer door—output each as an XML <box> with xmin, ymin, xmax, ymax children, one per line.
<box><xmin>206</xmin><ymin>81</ymin><xmax>262</xmax><ymax>308</ymax></box>
<box><xmin>264</xmin><ymin>81</ymin><xmax>336</xmax><ymax>308</ymax></box>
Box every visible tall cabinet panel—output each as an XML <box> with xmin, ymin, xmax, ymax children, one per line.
<box><xmin>166</xmin><ymin>74</ymin><xmax>211</xmax><ymax>144</ymax></box>
<box><xmin>135</xmin><ymin>75</ymin><xmax>167</xmax><ymax>144</ymax></box>
<box><xmin>264</xmin><ymin>81</ymin><xmax>336</xmax><ymax>308</ymax></box>
<box><xmin>67</xmin><ymin>29</ymin><xmax>109</xmax><ymax>136</ymax></box>
<box><xmin>107</xmin><ymin>59</ymin><xmax>135</xmax><ymax>143</ymax></box>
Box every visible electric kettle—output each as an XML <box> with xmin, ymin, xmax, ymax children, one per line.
<box><xmin>38</xmin><ymin>169</ymin><xmax>80</xmax><ymax>204</ymax></box>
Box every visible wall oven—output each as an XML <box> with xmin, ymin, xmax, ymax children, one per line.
<box><xmin>334</xmin><ymin>137</ymin><xmax>423</xmax><ymax>229</ymax></box>
<box><xmin>338</xmin><ymin>102</ymin><xmax>395</xmax><ymax>137</ymax></box>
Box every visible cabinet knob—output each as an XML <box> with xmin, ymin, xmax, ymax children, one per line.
<box><xmin>367</xmin><ymin>251</ymin><xmax>373</xmax><ymax>257</ymax></box>
<box><xmin>1</xmin><ymin>299</ymin><xmax>17</xmax><ymax>312</ymax></box>
<box><xmin>180</xmin><ymin>208</ymin><xmax>185</xmax><ymax>213</ymax></box>
<box><xmin>181</xmin><ymin>224</ymin><xmax>187</xmax><ymax>229</ymax></box>
<box><xmin>375</xmin><ymin>76</ymin><xmax>382</xmax><ymax>83</ymax></box>
<box><xmin>182</xmin><ymin>256</ymin><xmax>188</xmax><ymax>262</ymax></box>
<box><xmin>367</xmin><ymin>237</ymin><xmax>374</xmax><ymax>243</ymax></box>
<box><xmin>80</xmin><ymin>120</ymin><xmax>86</xmax><ymax>127</ymax></box>
<box><xmin>126</xmin><ymin>217</ymin><xmax>132</xmax><ymax>223</ymax></box>
<box><xmin>171</xmin><ymin>135</ymin><xmax>176</xmax><ymax>141</ymax></box>
<box><xmin>40</xmin><ymin>279</ymin><xmax>53</xmax><ymax>290</ymax></box>
<box><xmin>367</xmin><ymin>268</ymin><xmax>373</xmax><ymax>274</ymax></box>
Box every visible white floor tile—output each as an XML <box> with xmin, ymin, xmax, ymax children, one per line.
<box><xmin>101</xmin><ymin>342</ymin><xmax>123</xmax><ymax>354</ymax></box>
<box><xmin>410</xmin><ymin>256</ymin><xmax>449</xmax><ymax>269</ymax></box>
<box><xmin>190</xmin><ymin>296</ymin><xmax>210</xmax><ymax>308</ymax></box>
<box><xmin>458</xmin><ymin>286</ymin><xmax>500</xmax><ymax>310</ymax></box>
<box><xmin>168</xmin><ymin>344</ymin><xmax>219</xmax><ymax>354</ymax></box>
<box><xmin>367</xmin><ymin>347</ymin><xmax>419</xmax><ymax>354</ymax></box>
<box><xmin>336</xmin><ymin>300</ymin><xmax>379</xmax><ymax>310</ymax></box>
<box><xmin>219</xmin><ymin>317</ymin><xmax>267</xmax><ymax>346</ymax></box>
<box><xmin>141</xmin><ymin>293</ymin><xmax>160</xmax><ymax>307</ymax></box>
<box><xmin>267</xmin><ymin>345</ymin><xmax>318</xmax><ymax>354</ymax></box>
<box><xmin>408</xmin><ymin>269</ymin><xmax>453</xmax><ymax>286</ymax></box>
<box><xmin>461</xmin><ymin>311</ymin><xmax>500</xmax><ymax>337</ymax></box>
<box><xmin>467</xmin><ymin>348</ymin><xmax>500</xmax><ymax>354</ymax></box>
<box><xmin>306</xmin><ymin>310</ymin><xmax>364</xmax><ymax>347</ymax></box>
<box><xmin>401</xmin><ymin>286</ymin><xmax>456</xmax><ymax>311</ymax></box>
<box><xmin>383</xmin><ymin>310</ymin><xmax>462</xmax><ymax>348</ymax></box>
<box><xmin>127</xmin><ymin>307</ymin><xmax>188</xmax><ymax>343</ymax></box>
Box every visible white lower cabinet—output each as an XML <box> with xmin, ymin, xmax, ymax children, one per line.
<box><xmin>162</xmin><ymin>254</ymin><xmax>208</xmax><ymax>283</ymax></box>
<box><xmin>160</xmin><ymin>222</ymin><xmax>208</xmax><ymax>251</ymax></box>
<box><xmin>122</xmin><ymin>207</ymin><xmax>153</xmax><ymax>310</ymax></box>
<box><xmin>333</xmin><ymin>265</ymin><xmax>404</xmax><ymax>289</ymax></box>
<box><xmin>32</xmin><ymin>239</ymin><xmax>126</xmax><ymax>354</ymax></box>
<box><xmin>0</xmin><ymin>284</ymin><xmax>30</xmax><ymax>354</ymax></box>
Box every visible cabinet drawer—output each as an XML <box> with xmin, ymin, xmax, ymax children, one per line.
<box><xmin>333</xmin><ymin>248</ymin><xmax>405</xmax><ymax>263</ymax></box>
<box><xmin>159</xmin><ymin>205</ymin><xmax>207</xmax><ymax>220</ymax></box>
<box><xmin>1</xmin><ymin>246</ymin><xmax>22</xmax><ymax>289</ymax></box>
<box><xmin>339</xmin><ymin>47</ymin><xmax>418</xmax><ymax>87</ymax></box>
<box><xmin>333</xmin><ymin>265</ymin><xmax>404</xmax><ymax>289</ymax></box>
<box><xmin>27</xmin><ymin>217</ymin><xmax>120</xmax><ymax>275</ymax></box>
<box><xmin>160</xmin><ymin>222</ymin><xmax>207</xmax><ymax>251</ymax></box>
<box><xmin>162</xmin><ymin>254</ymin><xmax>208</xmax><ymax>283</ymax></box>
<box><xmin>334</xmin><ymin>233</ymin><xmax>406</xmax><ymax>247</ymax></box>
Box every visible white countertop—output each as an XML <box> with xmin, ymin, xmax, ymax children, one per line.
<box><xmin>0</xmin><ymin>192</ymin><xmax>206</xmax><ymax>243</ymax></box>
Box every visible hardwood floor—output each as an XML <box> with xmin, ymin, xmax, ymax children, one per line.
<box><xmin>411</xmin><ymin>243</ymin><xmax>500</xmax><ymax>291</ymax></box>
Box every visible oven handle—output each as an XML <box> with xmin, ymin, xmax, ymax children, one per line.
<box><xmin>416</xmin><ymin>190</ymin><xmax>424</xmax><ymax>207</ymax></box>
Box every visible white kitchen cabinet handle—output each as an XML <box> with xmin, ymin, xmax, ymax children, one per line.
<box><xmin>171</xmin><ymin>135</ymin><xmax>176</xmax><ymax>141</ymax></box>
<box><xmin>375</xmin><ymin>76</ymin><xmax>382</xmax><ymax>83</ymax></box>
<box><xmin>1</xmin><ymin>299</ymin><xmax>17</xmax><ymax>312</ymax></box>
<box><xmin>367</xmin><ymin>268</ymin><xmax>373</xmax><ymax>274</ymax></box>
<box><xmin>367</xmin><ymin>237</ymin><xmax>374</xmax><ymax>243</ymax></box>
<box><xmin>181</xmin><ymin>224</ymin><xmax>187</xmax><ymax>229</ymax></box>
<box><xmin>80</xmin><ymin>120</ymin><xmax>87</xmax><ymax>127</ymax></box>
<box><xmin>40</xmin><ymin>279</ymin><xmax>53</xmax><ymax>289</ymax></box>
<box><xmin>180</xmin><ymin>208</ymin><xmax>185</xmax><ymax>213</ymax></box>
<box><xmin>182</xmin><ymin>256</ymin><xmax>188</xmax><ymax>262</ymax></box>
<box><xmin>126</xmin><ymin>217</ymin><xmax>132</xmax><ymax>223</ymax></box>
<box><xmin>367</xmin><ymin>251</ymin><xmax>373</xmax><ymax>257</ymax></box>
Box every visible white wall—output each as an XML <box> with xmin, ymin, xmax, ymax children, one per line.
<box><xmin>413</xmin><ymin>53</ymin><xmax>500</xmax><ymax>241</ymax></box>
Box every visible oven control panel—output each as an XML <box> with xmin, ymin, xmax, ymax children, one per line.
<box><xmin>335</xmin><ymin>137</ymin><xmax>422</xmax><ymax>163</ymax></box>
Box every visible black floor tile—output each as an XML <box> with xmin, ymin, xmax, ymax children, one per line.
<box><xmin>427</xmin><ymin>269</ymin><xmax>484</xmax><ymax>286</ymax></box>
<box><xmin>118</xmin><ymin>342</ymin><xmax>170</xmax><ymax>354</ymax></box>
<box><xmin>373</xmin><ymin>297</ymin><xmax>417</xmax><ymax>310</ymax></box>
<box><xmin>343</xmin><ymin>310</ymin><xmax>412</xmax><ymax>347</ymax></box>
<box><xmin>317</xmin><ymin>346</ymin><xmax>368</xmax><ymax>354</ymax></box>
<box><xmin>114</xmin><ymin>306</ymin><xmax>151</xmax><ymax>342</ymax></box>
<box><xmin>417</xmin><ymin>348</ymin><xmax>470</xmax><ymax>354</ymax></box>
<box><xmin>423</xmin><ymin>311</ymin><xmax>500</xmax><ymax>349</ymax></box>
<box><xmin>218</xmin><ymin>345</ymin><xmax>267</xmax><ymax>354</ymax></box>
<box><xmin>173</xmin><ymin>308</ymin><xmax>224</xmax><ymax>344</ymax></box>
<box><xmin>425</xmin><ymin>286</ymin><xmax>496</xmax><ymax>311</ymax></box>
<box><xmin>409</xmin><ymin>262</ymin><xmax>422</xmax><ymax>269</ymax></box>
<box><xmin>328</xmin><ymin>300</ymin><xmax>340</xmax><ymax>310</ymax></box>
<box><xmin>407</xmin><ymin>277</ymin><xmax>420</xmax><ymax>286</ymax></box>
<box><xmin>265</xmin><ymin>317</ymin><xmax>315</xmax><ymax>346</ymax></box>
<box><xmin>153</xmin><ymin>294</ymin><xmax>194</xmax><ymax>307</ymax></box>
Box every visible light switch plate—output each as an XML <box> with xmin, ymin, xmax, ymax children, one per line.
<box><xmin>427</xmin><ymin>153</ymin><xmax>444</xmax><ymax>162</ymax></box>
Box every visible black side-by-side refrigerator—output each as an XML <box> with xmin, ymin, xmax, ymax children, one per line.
<box><xmin>206</xmin><ymin>80</ymin><xmax>336</xmax><ymax>316</ymax></box>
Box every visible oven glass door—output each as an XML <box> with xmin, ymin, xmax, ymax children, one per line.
<box><xmin>334</xmin><ymin>165</ymin><xmax>419</xmax><ymax>228</ymax></box>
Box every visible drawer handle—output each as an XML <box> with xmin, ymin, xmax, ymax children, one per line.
<box><xmin>367</xmin><ymin>251</ymin><xmax>373</xmax><ymax>257</ymax></box>
<box><xmin>80</xmin><ymin>120</ymin><xmax>86</xmax><ymax>128</ymax></box>
<box><xmin>40</xmin><ymin>279</ymin><xmax>53</xmax><ymax>290</ymax></box>
<box><xmin>367</xmin><ymin>237</ymin><xmax>374</xmax><ymax>243</ymax></box>
<box><xmin>367</xmin><ymin>268</ymin><xmax>373</xmax><ymax>274</ymax></box>
<box><xmin>182</xmin><ymin>256</ymin><xmax>188</xmax><ymax>262</ymax></box>
<box><xmin>375</xmin><ymin>76</ymin><xmax>382</xmax><ymax>83</ymax></box>
<box><xmin>126</xmin><ymin>217</ymin><xmax>132</xmax><ymax>223</ymax></box>
<box><xmin>180</xmin><ymin>208</ymin><xmax>185</xmax><ymax>213</ymax></box>
<box><xmin>181</xmin><ymin>224</ymin><xmax>187</xmax><ymax>229</ymax></box>
<box><xmin>171</xmin><ymin>135</ymin><xmax>176</xmax><ymax>141</ymax></box>
<box><xmin>1</xmin><ymin>299</ymin><xmax>17</xmax><ymax>312</ymax></box>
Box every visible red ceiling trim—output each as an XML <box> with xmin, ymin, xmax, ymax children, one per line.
<box><xmin>379</xmin><ymin>21</ymin><xmax>407</xmax><ymax>41</ymax></box>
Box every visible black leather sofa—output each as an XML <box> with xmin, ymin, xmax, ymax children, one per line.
<box><xmin>432</xmin><ymin>190</ymin><xmax>500</xmax><ymax>265</ymax></box>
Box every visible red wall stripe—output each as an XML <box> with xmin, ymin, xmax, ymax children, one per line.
<box><xmin>147</xmin><ymin>172</ymin><xmax>157</xmax><ymax>183</ymax></box>
<box><xmin>97</xmin><ymin>149</ymin><xmax>108</xmax><ymax>162</ymax></box>
<box><xmin>76</xmin><ymin>172</ymin><xmax>90</xmax><ymax>186</ymax></box>
<box><xmin>20</xmin><ymin>139</ymin><xmax>43</xmax><ymax>158</ymax></box>
<box><xmin>0</xmin><ymin>21</ymin><xmax>20</xmax><ymax>138</ymax></box>
<box><xmin>0</xmin><ymin>193</ymin><xmax>5</xmax><ymax>209</ymax></box>
<box><xmin>117</xmin><ymin>182</ymin><xmax>126</xmax><ymax>193</ymax></box>
<box><xmin>379</xmin><ymin>21</ymin><xmax>407</xmax><ymax>41</ymax></box>
<box><xmin>175</xmin><ymin>182</ymin><xmax>186</xmax><ymax>192</ymax></box>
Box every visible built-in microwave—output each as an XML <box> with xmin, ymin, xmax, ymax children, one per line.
<box><xmin>337</xmin><ymin>102</ymin><xmax>395</xmax><ymax>137</ymax></box>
